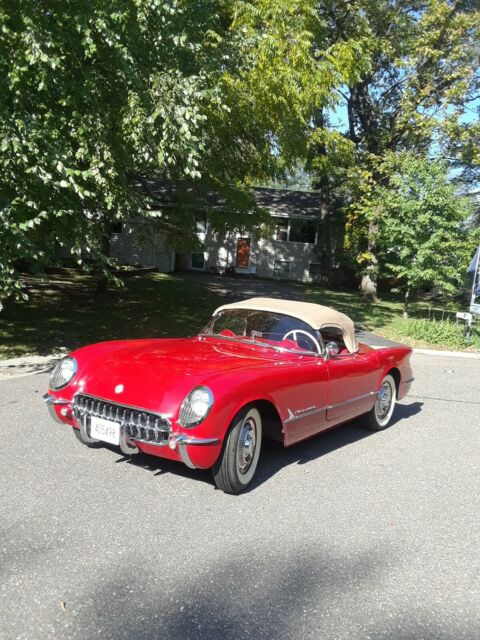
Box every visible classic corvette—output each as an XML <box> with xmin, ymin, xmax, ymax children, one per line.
<box><xmin>44</xmin><ymin>297</ymin><xmax>413</xmax><ymax>493</ymax></box>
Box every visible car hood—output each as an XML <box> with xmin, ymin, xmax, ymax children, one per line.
<box><xmin>73</xmin><ymin>337</ymin><xmax>286</xmax><ymax>412</ymax></box>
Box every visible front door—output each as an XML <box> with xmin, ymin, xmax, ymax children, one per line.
<box><xmin>326</xmin><ymin>353</ymin><xmax>379</xmax><ymax>422</ymax></box>
<box><xmin>236</xmin><ymin>238</ymin><xmax>250</xmax><ymax>269</ymax></box>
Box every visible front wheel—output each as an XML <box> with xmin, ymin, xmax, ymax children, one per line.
<box><xmin>364</xmin><ymin>374</ymin><xmax>397</xmax><ymax>431</ymax></box>
<box><xmin>213</xmin><ymin>406</ymin><xmax>262</xmax><ymax>494</ymax></box>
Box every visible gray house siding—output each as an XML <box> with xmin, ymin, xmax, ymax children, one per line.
<box><xmin>187</xmin><ymin>230</ymin><xmax>330</xmax><ymax>283</ymax></box>
<box><xmin>108</xmin><ymin>186</ymin><xmax>345</xmax><ymax>284</ymax></box>
<box><xmin>111</xmin><ymin>221</ymin><xmax>174</xmax><ymax>273</ymax></box>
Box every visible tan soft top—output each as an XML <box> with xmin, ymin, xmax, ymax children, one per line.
<box><xmin>214</xmin><ymin>297</ymin><xmax>358</xmax><ymax>353</ymax></box>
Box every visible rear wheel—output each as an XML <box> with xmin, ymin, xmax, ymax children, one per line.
<box><xmin>213</xmin><ymin>406</ymin><xmax>262</xmax><ymax>494</ymax></box>
<box><xmin>364</xmin><ymin>374</ymin><xmax>396</xmax><ymax>431</ymax></box>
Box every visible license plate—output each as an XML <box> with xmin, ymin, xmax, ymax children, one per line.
<box><xmin>90</xmin><ymin>416</ymin><xmax>121</xmax><ymax>445</ymax></box>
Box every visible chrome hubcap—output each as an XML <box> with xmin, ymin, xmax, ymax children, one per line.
<box><xmin>376</xmin><ymin>382</ymin><xmax>392</xmax><ymax>420</ymax></box>
<box><xmin>237</xmin><ymin>418</ymin><xmax>257</xmax><ymax>474</ymax></box>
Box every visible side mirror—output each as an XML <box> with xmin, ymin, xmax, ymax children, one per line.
<box><xmin>325</xmin><ymin>341</ymin><xmax>340</xmax><ymax>359</ymax></box>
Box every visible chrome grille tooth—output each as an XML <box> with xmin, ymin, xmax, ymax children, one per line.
<box><xmin>73</xmin><ymin>394</ymin><xmax>170</xmax><ymax>446</ymax></box>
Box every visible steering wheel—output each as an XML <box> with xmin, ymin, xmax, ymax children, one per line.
<box><xmin>282</xmin><ymin>330</ymin><xmax>322</xmax><ymax>354</ymax></box>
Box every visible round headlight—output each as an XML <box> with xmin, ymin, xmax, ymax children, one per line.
<box><xmin>178</xmin><ymin>386</ymin><xmax>214</xmax><ymax>428</ymax></box>
<box><xmin>49</xmin><ymin>356</ymin><xmax>77</xmax><ymax>390</ymax></box>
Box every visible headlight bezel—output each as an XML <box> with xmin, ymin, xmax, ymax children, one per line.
<box><xmin>178</xmin><ymin>386</ymin><xmax>214</xmax><ymax>428</ymax></box>
<box><xmin>49</xmin><ymin>356</ymin><xmax>78</xmax><ymax>391</ymax></box>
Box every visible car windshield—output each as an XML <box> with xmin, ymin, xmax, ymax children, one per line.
<box><xmin>200</xmin><ymin>309</ymin><xmax>322</xmax><ymax>355</ymax></box>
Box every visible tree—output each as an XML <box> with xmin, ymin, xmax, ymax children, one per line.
<box><xmin>0</xmin><ymin>0</ymin><xmax>332</xmax><ymax>300</ymax></box>
<box><xmin>355</xmin><ymin>152</ymin><xmax>473</xmax><ymax>316</ymax></box>
<box><xmin>308</xmin><ymin>0</ymin><xmax>480</xmax><ymax>298</ymax></box>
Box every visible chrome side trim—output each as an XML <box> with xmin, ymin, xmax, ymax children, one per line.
<box><xmin>284</xmin><ymin>390</ymin><xmax>379</xmax><ymax>424</ymax></box>
<box><xmin>327</xmin><ymin>390</ymin><xmax>378</xmax><ymax>410</ymax></box>
<box><xmin>284</xmin><ymin>406</ymin><xmax>326</xmax><ymax>424</ymax></box>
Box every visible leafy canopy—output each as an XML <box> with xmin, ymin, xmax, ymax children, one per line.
<box><xmin>0</xmin><ymin>0</ymin><xmax>330</xmax><ymax>299</ymax></box>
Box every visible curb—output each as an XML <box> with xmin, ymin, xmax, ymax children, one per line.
<box><xmin>0</xmin><ymin>352</ymin><xmax>67</xmax><ymax>381</ymax></box>
<box><xmin>412</xmin><ymin>348</ymin><xmax>480</xmax><ymax>359</ymax></box>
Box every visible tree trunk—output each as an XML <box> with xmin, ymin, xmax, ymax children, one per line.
<box><xmin>403</xmin><ymin>287</ymin><xmax>410</xmax><ymax>318</ymax></box>
<box><xmin>95</xmin><ymin>229</ymin><xmax>112</xmax><ymax>294</ymax></box>
<box><xmin>360</xmin><ymin>220</ymin><xmax>380</xmax><ymax>301</ymax></box>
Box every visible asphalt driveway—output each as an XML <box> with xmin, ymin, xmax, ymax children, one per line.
<box><xmin>1</xmin><ymin>352</ymin><xmax>479</xmax><ymax>639</ymax></box>
<box><xmin>182</xmin><ymin>273</ymin><xmax>401</xmax><ymax>348</ymax></box>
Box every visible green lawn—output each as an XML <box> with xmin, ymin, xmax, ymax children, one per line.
<box><xmin>0</xmin><ymin>271</ymin><xmax>478</xmax><ymax>359</ymax></box>
<box><xmin>0</xmin><ymin>272</ymin><xmax>222</xmax><ymax>359</ymax></box>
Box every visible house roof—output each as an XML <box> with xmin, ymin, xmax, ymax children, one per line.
<box><xmin>214</xmin><ymin>297</ymin><xmax>358</xmax><ymax>353</ymax></box>
<box><xmin>135</xmin><ymin>179</ymin><xmax>325</xmax><ymax>220</ymax></box>
<box><xmin>249</xmin><ymin>187</ymin><xmax>324</xmax><ymax>219</ymax></box>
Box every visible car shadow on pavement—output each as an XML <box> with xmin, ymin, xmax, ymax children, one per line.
<box><xmin>112</xmin><ymin>401</ymin><xmax>423</xmax><ymax>493</ymax></box>
<box><xmin>249</xmin><ymin>401</ymin><xmax>424</xmax><ymax>493</ymax></box>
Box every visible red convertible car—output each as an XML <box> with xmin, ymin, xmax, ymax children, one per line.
<box><xmin>44</xmin><ymin>297</ymin><xmax>413</xmax><ymax>494</ymax></box>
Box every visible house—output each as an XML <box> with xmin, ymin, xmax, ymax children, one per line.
<box><xmin>110</xmin><ymin>182</ymin><xmax>345</xmax><ymax>284</ymax></box>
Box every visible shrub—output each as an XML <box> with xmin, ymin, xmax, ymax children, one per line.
<box><xmin>383</xmin><ymin>316</ymin><xmax>480</xmax><ymax>351</ymax></box>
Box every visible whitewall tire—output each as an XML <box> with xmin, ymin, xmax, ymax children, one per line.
<box><xmin>213</xmin><ymin>406</ymin><xmax>262</xmax><ymax>494</ymax></box>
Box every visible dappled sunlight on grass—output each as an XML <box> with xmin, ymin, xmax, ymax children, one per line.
<box><xmin>0</xmin><ymin>271</ymin><xmax>476</xmax><ymax>357</ymax></box>
<box><xmin>0</xmin><ymin>272</ymin><xmax>222</xmax><ymax>358</ymax></box>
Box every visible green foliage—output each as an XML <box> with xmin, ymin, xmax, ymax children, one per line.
<box><xmin>354</xmin><ymin>152</ymin><xmax>474</xmax><ymax>303</ymax></box>
<box><xmin>382</xmin><ymin>316</ymin><xmax>480</xmax><ymax>351</ymax></box>
<box><xmin>0</xmin><ymin>0</ymin><xmax>333</xmax><ymax>300</ymax></box>
<box><xmin>307</xmin><ymin>0</ymin><xmax>480</xmax><ymax>291</ymax></box>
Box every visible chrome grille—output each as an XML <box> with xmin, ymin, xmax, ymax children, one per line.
<box><xmin>73</xmin><ymin>394</ymin><xmax>170</xmax><ymax>446</ymax></box>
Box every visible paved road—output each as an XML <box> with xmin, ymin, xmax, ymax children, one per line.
<box><xmin>1</xmin><ymin>353</ymin><xmax>479</xmax><ymax>640</ymax></box>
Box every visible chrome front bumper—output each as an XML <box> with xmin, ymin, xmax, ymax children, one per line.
<box><xmin>43</xmin><ymin>393</ymin><xmax>70</xmax><ymax>424</ymax></box>
<box><xmin>171</xmin><ymin>434</ymin><xmax>220</xmax><ymax>469</ymax></box>
<box><xmin>44</xmin><ymin>394</ymin><xmax>220</xmax><ymax>469</ymax></box>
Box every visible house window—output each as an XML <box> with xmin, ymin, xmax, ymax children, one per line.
<box><xmin>308</xmin><ymin>263</ymin><xmax>322</xmax><ymax>281</ymax></box>
<box><xmin>289</xmin><ymin>219</ymin><xmax>317</xmax><ymax>244</ymax></box>
<box><xmin>272</xmin><ymin>217</ymin><xmax>317</xmax><ymax>244</ymax></box>
<box><xmin>190</xmin><ymin>253</ymin><xmax>206</xmax><ymax>270</ymax></box>
<box><xmin>273</xmin><ymin>217</ymin><xmax>288</xmax><ymax>241</ymax></box>
<box><xmin>273</xmin><ymin>260</ymin><xmax>291</xmax><ymax>279</ymax></box>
